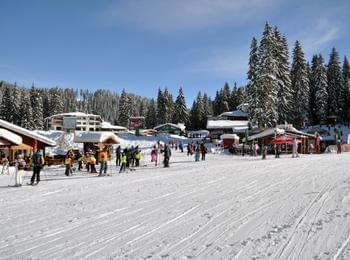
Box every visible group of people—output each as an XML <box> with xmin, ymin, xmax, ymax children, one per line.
<box><xmin>186</xmin><ymin>142</ymin><xmax>207</xmax><ymax>161</ymax></box>
<box><xmin>115</xmin><ymin>146</ymin><xmax>142</xmax><ymax>173</ymax></box>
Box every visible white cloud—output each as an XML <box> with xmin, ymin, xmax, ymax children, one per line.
<box><xmin>185</xmin><ymin>46</ymin><xmax>248</xmax><ymax>79</ymax></box>
<box><xmin>292</xmin><ymin>18</ymin><xmax>342</xmax><ymax>54</ymax></box>
<box><xmin>100</xmin><ymin>0</ymin><xmax>278</xmax><ymax>33</ymax></box>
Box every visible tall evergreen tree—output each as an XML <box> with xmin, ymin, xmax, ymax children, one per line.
<box><xmin>342</xmin><ymin>56</ymin><xmax>350</xmax><ymax>124</ymax></box>
<box><xmin>291</xmin><ymin>41</ymin><xmax>309</xmax><ymax>128</ymax></box>
<box><xmin>274</xmin><ymin>28</ymin><xmax>292</xmax><ymax>123</ymax></box>
<box><xmin>118</xmin><ymin>89</ymin><xmax>132</xmax><ymax>127</ymax></box>
<box><xmin>145</xmin><ymin>99</ymin><xmax>157</xmax><ymax>128</ymax></box>
<box><xmin>327</xmin><ymin>47</ymin><xmax>343</xmax><ymax>118</ymax></box>
<box><xmin>173</xmin><ymin>87</ymin><xmax>189</xmax><ymax>124</ymax></box>
<box><xmin>49</xmin><ymin>87</ymin><xmax>64</xmax><ymax>116</ymax></box>
<box><xmin>255</xmin><ymin>22</ymin><xmax>279</xmax><ymax>127</ymax></box>
<box><xmin>156</xmin><ymin>88</ymin><xmax>166</xmax><ymax>124</ymax></box>
<box><xmin>20</xmin><ymin>90</ymin><xmax>35</xmax><ymax>129</ymax></box>
<box><xmin>163</xmin><ymin>88</ymin><xmax>174</xmax><ymax>123</ymax></box>
<box><xmin>312</xmin><ymin>55</ymin><xmax>328</xmax><ymax>124</ymax></box>
<box><xmin>247</xmin><ymin>37</ymin><xmax>259</xmax><ymax>123</ymax></box>
<box><xmin>30</xmin><ymin>85</ymin><xmax>44</xmax><ymax>129</ymax></box>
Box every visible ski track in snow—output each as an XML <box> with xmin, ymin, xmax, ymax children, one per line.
<box><xmin>0</xmin><ymin>152</ymin><xmax>350</xmax><ymax>259</ymax></box>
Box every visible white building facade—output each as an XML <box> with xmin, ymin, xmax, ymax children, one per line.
<box><xmin>44</xmin><ymin>112</ymin><xmax>102</xmax><ymax>131</ymax></box>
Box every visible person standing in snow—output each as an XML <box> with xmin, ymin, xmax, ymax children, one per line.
<box><xmin>337</xmin><ymin>139</ymin><xmax>342</xmax><ymax>154</ymax></box>
<box><xmin>15</xmin><ymin>154</ymin><xmax>26</xmax><ymax>187</ymax></box>
<box><xmin>119</xmin><ymin>152</ymin><xmax>127</xmax><ymax>173</ymax></box>
<box><xmin>194</xmin><ymin>145</ymin><xmax>200</xmax><ymax>162</ymax></box>
<box><xmin>151</xmin><ymin>145</ymin><xmax>157</xmax><ymax>166</ymax></box>
<box><xmin>64</xmin><ymin>151</ymin><xmax>74</xmax><ymax>176</ymax></box>
<box><xmin>115</xmin><ymin>146</ymin><xmax>121</xmax><ymax>167</ymax></box>
<box><xmin>200</xmin><ymin>142</ymin><xmax>207</xmax><ymax>161</ymax></box>
<box><xmin>98</xmin><ymin>147</ymin><xmax>108</xmax><ymax>176</ymax></box>
<box><xmin>30</xmin><ymin>149</ymin><xmax>45</xmax><ymax>185</ymax></box>
<box><xmin>77</xmin><ymin>151</ymin><xmax>84</xmax><ymax>171</ymax></box>
<box><xmin>292</xmin><ymin>136</ymin><xmax>299</xmax><ymax>158</ymax></box>
<box><xmin>163</xmin><ymin>144</ymin><xmax>171</xmax><ymax>167</ymax></box>
<box><xmin>134</xmin><ymin>149</ymin><xmax>141</xmax><ymax>167</ymax></box>
<box><xmin>90</xmin><ymin>155</ymin><xmax>97</xmax><ymax>173</ymax></box>
<box><xmin>179</xmin><ymin>141</ymin><xmax>183</xmax><ymax>153</ymax></box>
<box><xmin>262</xmin><ymin>146</ymin><xmax>267</xmax><ymax>160</ymax></box>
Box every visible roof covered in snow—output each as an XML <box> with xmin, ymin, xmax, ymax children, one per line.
<box><xmin>220</xmin><ymin>134</ymin><xmax>240</xmax><ymax>140</ymax></box>
<box><xmin>218</xmin><ymin>110</ymin><xmax>248</xmax><ymax>118</ymax></box>
<box><xmin>0</xmin><ymin>119</ymin><xmax>56</xmax><ymax>146</ymax></box>
<box><xmin>74</xmin><ymin>132</ymin><xmax>120</xmax><ymax>144</ymax></box>
<box><xmin>0</xmin><ymin>128</ymin><xmax>22</xmax><ymax>145</ymax></box>
<box><xmin>207</xmin><ymin>120</ymin><xmax>249</xmax><ymax>129</ymax></box>
<box><xmin>154</xmin><ymin>123</ymin><xmax>186</xmax><ymax>131</ymax></box>
<box><xmin>247</xmin><ymin>128</ymin><xmax>285</xmax><ymax>141</ymax></box>
<box><xmin>101</xmin><ymin>122</ymin><xmax>127</xmax><ymax>131</ymax></box>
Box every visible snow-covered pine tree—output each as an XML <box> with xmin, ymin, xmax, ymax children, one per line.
<box><xmin>212</xmin><ymin>90</ymin><xmax>221</xmax><ymax>116</ymax></box>
<box><xmin>342</xmin><ymin>56</ymin><xmax>350</xmax><ymax>124</ymax></box>
<box><xmin>156</xmin><ymin>88</ymin><xmax>166</xmax><ymax>124</ymax></box>
<box><xmin>49</xmin><ymin>87</ymin><xmax>64</xmax><ymax>116</ymax></box>
<box><xmin>274</xmin><ymin>28</ymin><xmax>292</xmax><ymax>124</ymax></box>
<box><xmin>118</xmin><ymin>89</ymin><xmax>132</xmax><ymax>127</ymax></box>
<box><xmin>255</xmin><ymin>22</ymin><xmax>279</xmax><ymax>127</ymax></box>
<box><xmin>188</xmin><ymin>100</ymin><xmax>198</xmax><ymax>130</ymax></box>
<box><xmin>312</xmin><ymin>54</ymin><xmax>328</xmax><ymax>124</ymax></box>
<box><xmin>145</xmin><ymin>99</ymin><xmax>157</xmax><ymax>128</ymax></box>
<box><xmin>0</xmin><ymin>85</ymin><xmax>12</xmax><ymax>122</ymax></box>
<box><xmin>30</xmin><ymin>84</ymin><xmax>44</xmax><ymax>129</ymax></box>
<box><xmin>20</xmin><ymin>90</ymin><xmax>35</xmax><ymax>129</ymax></box>
<box><xmin>173</xmin><ymin>87</ymin><xmax>189</xmax><ymax>124</ymax></box>
<box><xmin>291</xmin><ymin>40</ymin><xmax>309</xmax><ymax>128</ymax></box>
<box><xmin>203</xmin><ymin>93</ymin><xmax>213</xmax><ymax>119</ymax></box>
<box><xmin>309</xmin><ymin>55</ymin><xmax>318</xmax><ymax>125</ymax></box>
<box><xmin>327</xmin><ymin>48</ymin><xmax>343</xmax><ymax>118</ymax></box>
<box><xmin>0</xmin><ymin>83</ymin><xmax>22</xmax><ymax>124</ymax></box>
<box><xmin>220</xmin><ymin>83</ymin><xmax>230</xmax><ymax>113</ymax></box>
<box><xmin>247</xmin><ymin>37</ymin><xmax>259</xmax><ymax>124</ymax></box>
<box><xmin>163</xmin><ymin>88</ymin><xmax>174</xmax><ymax>123</ymax></box>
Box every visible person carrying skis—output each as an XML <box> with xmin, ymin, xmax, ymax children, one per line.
<box><xmin>163</xmin><ymin>144</ymin><xmax>171</xmax><ymax>167</ymax></box>
<box><xmin>98</xmin><ymin>147</ymin><xmax>108</xmax><ymax>176</ymax></box>
<box><xmin>30</xmin><ymin>149</ymin><xmax>45</xmax><ymax>185</ymax></box>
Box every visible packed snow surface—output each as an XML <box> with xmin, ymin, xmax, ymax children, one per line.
<box><xmin>1</xmin><ymin>152</ymin><xmax>350</xmax><ymax>259</ymax></box>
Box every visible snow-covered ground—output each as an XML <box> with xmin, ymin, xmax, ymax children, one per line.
<box><xmin>1</xmin><ymin>152</ymin><xmax>350</xmax><ymax>259</ymax></box>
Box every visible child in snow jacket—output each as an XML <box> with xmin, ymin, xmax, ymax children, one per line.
<box><xmin>134</xmin><ymin>150</ymin><xmax>141</xmax><ymax>167</ymax></box>
<box><xmin>119</xmin><ymin>153</ymin><xmax>127</xmax><ymax>173</ymax></box>
<box><xmin>98</xmin><ymin>149</ymin><xmax>108</xmax><ymax>176</ymax></box>
<box><xmin>90</xmin><ymin>156</ymin><xmax>97</xmax><ymax>173</ymax></box>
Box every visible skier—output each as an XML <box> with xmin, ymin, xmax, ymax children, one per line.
<box><xmin>30</xmin><ymin>149</ymin><xmax>45</xmax><ymax>185</ymax></box>
<box><xmin>200</xmin><ymin>143</ymin><xmax>207</xmax><ymax>161</ymax></box>
<box><xmin>115</xmin><ymin>145</ymin><xmax>121</xmax><ymax>166</ymax></box>
<box><xmin>275</xmin><ymin>144</ymin><xmax>281</xmax><ymax>158</ymax></box>
<box><xmin>151</xmin><ymin>145</ymin><xmax>157</xmax><ymax>166</ymax></box>
<box><xmin>134</xmin><ymin>149</ymin><xmax>141</xmax><ymax>167</ymax></box>
<box><xmin>119</xmin><ymin>152</ymin><xmax>127</xmax><ymax>173</ymax></box>
<box><xmin>98</xmin><ymin>147</ymin><xmax>108</xmax><ymax>176</ymax></box>
<box><xmin>15</xmin><ymin>154</ymin><xmax>26</xmax><ymax>187</ymax></box>
<box><xmin>163</xmin><ymin>144</ymin><xmax>171</xmax><ymax>167</ymax></box>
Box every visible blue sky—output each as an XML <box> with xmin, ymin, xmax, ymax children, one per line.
<box><xmin>0</xmin><ymin>0</ymin><xmax>349</xmax><ymax>104</ymax></box>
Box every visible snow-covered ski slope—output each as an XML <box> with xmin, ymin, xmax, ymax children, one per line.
<box><xmin>1</xmin><ymin>152</ymin><xmax>350</xmax><ymax>259</ymax></box>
